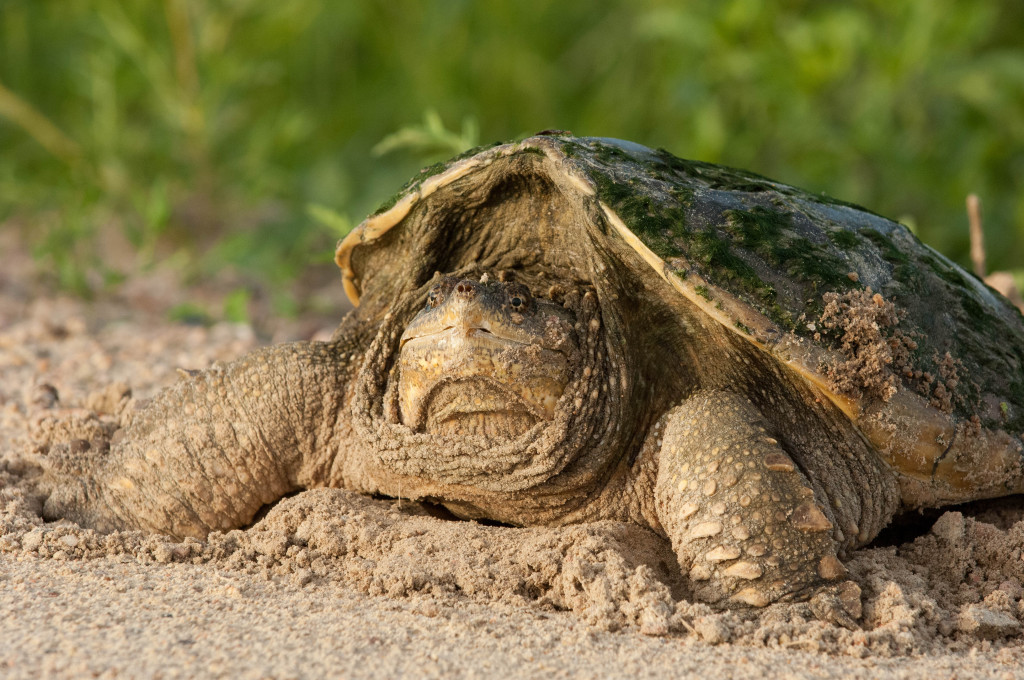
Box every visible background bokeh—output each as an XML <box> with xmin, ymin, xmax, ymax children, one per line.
<box><xmin>1</xmin><ymin>0</ymin><xmax>1022</xmax><ymax>320</ymax></box>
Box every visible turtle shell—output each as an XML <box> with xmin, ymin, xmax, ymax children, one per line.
<box><xmin>336</xmin><ymin>134</ymin><xmax>1024</xmax><ymax>506</ymax></box>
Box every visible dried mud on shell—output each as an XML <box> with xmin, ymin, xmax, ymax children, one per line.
<box><xmin>2</xmin><ymin>287</ymin><xmax>1024</xmax><ymax>676</ymax></box>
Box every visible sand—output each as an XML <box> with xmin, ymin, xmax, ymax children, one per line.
<box><xmin>2</xmin><ymin>258</ymin><xmax>1024</xmax><ymax>678</ymax></box>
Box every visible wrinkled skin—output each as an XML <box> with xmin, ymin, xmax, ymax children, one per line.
<box><xmin>41</xmin><ymin>134</ymin><xmax>1024</xmax><ymax>617</ymax></box>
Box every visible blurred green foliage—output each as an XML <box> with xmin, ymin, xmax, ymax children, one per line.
<box><xmin>1</xmin><ymin>0</ymin><xmax>1022</xmax><ymax>307</ymax></box>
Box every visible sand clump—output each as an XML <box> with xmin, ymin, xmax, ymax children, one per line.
<box><xmin>2</xmin><ymin>285</ymin><xmax>1024</xmax><ymax>678</ymax></box>
<box><xmin>818</xmin><ymin>288</ymin><xmax>915</xmax><ymax>404</ymax></box>
<box><xmin>818</xmin><ymin>288</ymin><xmax>969</xmax><ymax>415</ymax></box>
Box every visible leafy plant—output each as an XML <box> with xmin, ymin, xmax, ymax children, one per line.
<box><xmin>0</xmin><ymin>0</ymin><xmax>1021</xmax><ymax>308</ymax></box>
<box><xmin>307</xmin><ymin>203</ymin><xmax>355</xmax><ymax>240</ymax></box>
<box><xmin>373</xmin><ymin>109</ymin><xmax>479</xmax><ymax>159</ymax></box>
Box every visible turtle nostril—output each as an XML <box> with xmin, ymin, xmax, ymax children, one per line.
<box><xmin>455</xmin><ymin>281</ymin><xmax>476</xmax><ymax>297</ymax></box>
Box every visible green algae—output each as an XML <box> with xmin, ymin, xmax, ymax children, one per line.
<box><xmin>685</xmin><ymin>227</ymin><xmax>796</xmax><ymax>330</ymax></box>
<box><xmin>588</xmin><ymin>169</ymin><xmax>688</xmax><ymax>259</ymax></box>
<box><xmin>652</xmin><ymin>149</ymin><xmax>786</xmax><ymax>194</ymax></box>
<box><xmin>860</xmin><ymin>228</ymin><xmax>924</xmax><ymax>291</ymax></box>
<box><xmin>921</xmin><ymin>254</ymin><xmax>970</xmax><ymax>289</ymax></box>
<box><xmin>828</xmin><ymin>230</ymin><xmax>861</xmax><ymax>249</ymax></box>
<box><xmin>813</xmin><ymin>192</ymin><xmax>887</xmax><ymax>219</ymax></box>
<box><xmin>724</xmin><ymin>207</ymin><xmax>854</xmax><ymax>292</ymax></box>
<box><xmin>861</xmin><ymin>229</ymin><xmax>908</xmax><ymax>264</ymax></box>
<box><xmin>590</xmin><ymin>141</ymin><xmax>636</xmax><ymax>165</ymax></box>
<box><xmin>516</xmin><ymin>146</ymin><xmax>547</xmax><ymax>157</ymax></box>
<box><xmin>578</xmin><ymin>141</ymin><xmax>1024</xmax><ymax>431</ymax></box>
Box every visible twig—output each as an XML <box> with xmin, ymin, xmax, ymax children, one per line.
<box><xmin>676</xmin><ymin>616</ymin><xmax>696</xmax><ymax>635</ymax></box>
<box><xmin>967</xmin><ymin>193</ymin><xmax>986</xmax><ymax>277</ymax></box>
<box><xmin>0</xmin><ymin>80</ymin><xmax>81</xmax><ymax>166</ymax></box>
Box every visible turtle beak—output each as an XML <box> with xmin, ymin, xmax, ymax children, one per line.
<box><xmin>400</xmin><ymin>278</ymin><xmax>495</xmax><ymax>347</ymax></box>
<box><xmin>449</xmin><ymin>279</ymin><xmax>493</xmax><ymax>334</ymax></box>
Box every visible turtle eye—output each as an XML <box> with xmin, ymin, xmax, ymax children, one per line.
<box><xmin>508</xmin><ymin>287</ymin><xmax>530</xmax><ymax>311</ymax></box>
<box><xmin>426</xmin><ymin>287</ymin><xmax>442</xmax><ymax>308</ymax></box>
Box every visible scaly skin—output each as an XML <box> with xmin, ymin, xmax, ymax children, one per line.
<box><xmin>655</xmin><ymin>390</ymin><xmax>849</xmax><ymax>606</ymax></box>
<box><xmin>43</xmin><ymin>338</ymin><xmax>361</xmax><ymax>538</ymax></box>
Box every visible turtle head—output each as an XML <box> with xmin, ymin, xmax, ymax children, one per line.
<box><xmin>397</xmin><ymin>275</ymin><xmax>577</xmax><ymax>440</ymax></box>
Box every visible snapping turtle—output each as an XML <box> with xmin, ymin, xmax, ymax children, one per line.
<box><xmin>44</xmin><ymin>134</ymin><xmax>1024</xmax><ymax>610</ymax></box>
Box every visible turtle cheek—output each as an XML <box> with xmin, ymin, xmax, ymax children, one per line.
<box><xmin>400</xmin><ymin>306</ymin><xmax>458</xmax><ymax>346</ymax></box>
<box><xmin>495</xmin><ymin>350</ymin><xmax>571</xmax><ymax>420</ymax></box>
<box><xmin>396</xmin><ymin>339</ymin><xmax>449</xmax><ymax>429</ymax></box>
<box><xmin>524</xmin><ymin>383</ymin><xmax>564</xmax><ymax>420</ymax></box>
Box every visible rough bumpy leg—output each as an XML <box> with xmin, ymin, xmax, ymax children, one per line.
<box><xmin>654</xmin><ymin>390</ymin><xmax>850</xmax><ymax>608</ymax></box>
<box><xmin>42</xmin><ymin>340</ymin><xmax>358</xmax><ymax>539</ymax></box>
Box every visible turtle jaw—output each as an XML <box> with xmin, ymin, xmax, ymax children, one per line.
<box><xmin>419</xmin><ymin>378</ymin><xmax>545</xmax><ymax>439</ymax></box>
<box><xmin>397</xmin><ymin>326</ymin><xmax>570</xmax><ymax>436</ymax></box>
<box><xmin>399</xmin><ymin>323</ymin><xmax>506</xmax><ymax>350</ymax></box>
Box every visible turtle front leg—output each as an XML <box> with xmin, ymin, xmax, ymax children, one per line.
<box><xmin>654</xmin><ymin>390</ymin><xmax>849</xmax><ymax>608</ymax></box>
<box><xmin>42</xmin><ymin>339</ymin><xmax>359</xmax><ymax>539</ymax></box>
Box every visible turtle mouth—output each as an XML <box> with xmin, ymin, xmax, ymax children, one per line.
<box><xmin>399</xmin><ymin>324</ymin><xmax>531</xmax><ymax>352</ymax></box>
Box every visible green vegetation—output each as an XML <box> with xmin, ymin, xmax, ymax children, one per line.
<box><xmin>1</xmin><ymin>1</ymin><xmax>1022</xmax><ymax>315</ymax></box>
<box><xmin>828</xmin><ymin>230</ymin><xmax>862</xmax><ymax>249</ymax></box>
<box><xmin>725</xmin><ymin>207</ymin><xmax>855</xmax><ymax>291</ymax></box>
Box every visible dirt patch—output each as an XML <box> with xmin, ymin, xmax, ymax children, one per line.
<box><xmin>818</xmin><ymin>289</ymin><xmax>972</xmax><ymax>416</ymax></box>
<box><xmin>818</xmin><ymin>288</ymin><xmax>916</xmax><ymax>403</ymax></box>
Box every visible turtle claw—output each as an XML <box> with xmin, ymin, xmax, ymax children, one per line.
<box><xmin>809</xmin><ymin>580</ymin><xmax>863</xmax><ymax>630</ymax></box>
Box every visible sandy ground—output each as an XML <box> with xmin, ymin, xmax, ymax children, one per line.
<box><xmin>2</xmin><ymin>246</ymin><xmax>1024</xmax><ymax>679</ymax></box>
